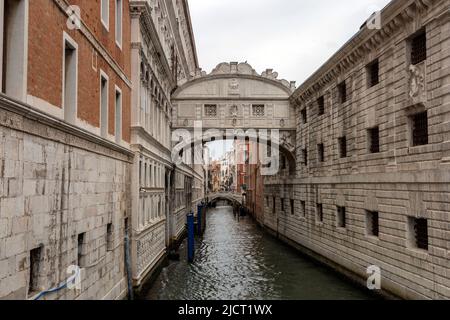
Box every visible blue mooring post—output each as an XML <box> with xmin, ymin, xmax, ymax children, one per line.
<box><xmin>197</xmin><ymin>204</ymin><xmax>203</xmax><ymax>235</ymax></box>
<box><xmin>187</xmin><ymin>212</ymin><xmax>195</xmax><ymax>263</ymax></box>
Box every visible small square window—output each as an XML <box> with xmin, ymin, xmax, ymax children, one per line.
<box><xmin>252</xmin><ymin>105</ymin><xmax>265</xmax><ymax>117</ymax></box>
<box><xmin>338</xmin><ymin>81</ymin><xmax>347</xmax><ymax>103</ymax></box>
<box><xmin>204</xmin><ymin>104</ymin><xmax>217</xmax><ymax>117</ymax></box>
<box><xmin>317</xmin><ymin>96</ymin><xmax>325</xmax><ymax>116</ymax></box>
<box><xmin>338</xmin><ymin>137</ymin><xmax>347</xmax><ymax>158</ymax></box>
<box><xmin>317</xmin><ymin>143</ymin><xmax>325</xmax><ymax>163</ymax></box>
<box><xmin>368</xmin><ymin>127</ymin><xmax>380</xmax><ymax>153</ymax></box>
<box><xmin>366</xmin><ymin>211</ymin><xmax>379</xmax><ymax>237</ymax></box>
<box><xmin>367</xmin><ymin>59</ymin><xmax>379</xmax><ymax>87</ymax></box>
<box><xmin>316</xmin><ymin>203</ymin><xmax>323</xmax><ymax>223</ymax></box>
<box><xmin>301</xmin><ymin>108</ymin><xmax>307</xmax><ymax>124</ymax></box>
<box><xmin>410</xmin><ymin>31</ymin><xmax>427</xmax><ymax>65</ymax></box>
<box><xmin>410</xmin><ymin>111</ymin><xmax>428</xmax><ymax>146</ymax></box>
<box><xmin>408</xmin><ymin>217</ymin><xmax>428</xmax><ymax>251</ymax></box>
<box><xmin>337</xmin><ymin>206</ymin><xmax>346</xmax><ymax>228</ymax></box>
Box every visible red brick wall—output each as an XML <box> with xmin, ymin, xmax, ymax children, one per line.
<box><xmin>27</xmin><ymin>0</ymin><xmax>131</xmax><ymax>142</ymax></box>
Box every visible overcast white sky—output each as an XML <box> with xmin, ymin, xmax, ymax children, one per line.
<box><xmin>189</xmin><ymin>0</ymin><xmax>391</xmax><ymax>84</ymax></box>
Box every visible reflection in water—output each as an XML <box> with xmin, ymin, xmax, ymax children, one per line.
<box><xmin>145</xmin><ymin>206</ymin><xmax>377</xmax><ymax>300</ymax></box>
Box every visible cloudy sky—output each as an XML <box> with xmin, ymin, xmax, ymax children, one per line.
<box><xmin>188</xmin><ymin>0</ymin><xmax>391</xmax><ymax>84</ymax></box>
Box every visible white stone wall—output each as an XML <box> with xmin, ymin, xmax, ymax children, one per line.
<box><xmin>265</xmin><ymin>0</ymin><xmax>450</xmax><ymax>300</ymax></box>
<box><xmin>0</xmin><ymin>106</ymin><xmax>131</xmax><ymax>300</ymax></box>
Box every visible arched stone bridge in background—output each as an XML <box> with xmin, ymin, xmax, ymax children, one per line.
<box><xmin>206</xmin><ymin>192</ymin><xmax>244</xmax><ymax>207</ymax></box>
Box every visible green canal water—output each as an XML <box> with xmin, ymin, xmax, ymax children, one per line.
<box><xmin>144</xmin><ymin>206</ymin><xmax>378</xmax><ymax>300</ymax></box>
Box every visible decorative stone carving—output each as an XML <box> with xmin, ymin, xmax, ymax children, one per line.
<box><xmin>280</xmin><ymin>119</ymin><xmax>285</xmax><ymax>128</ymax></box>
<box><xmin>408</xmin><ymin>64</ymin><xmax>426</xmax><ymax>102</ymax></box>
<box><xmin>230</xmin><ymin>105</ymin><xmax>238</xmax><ymax>118</ymax></box>
<box><xmin>228</xmin><ymin>79</ymin><xmax>240</xmax><ymax>95</ymax></box>
<box><xmin>280</xmin><ymin>132</ymin><xmax>295</xmax><ymax>152</ymax></box>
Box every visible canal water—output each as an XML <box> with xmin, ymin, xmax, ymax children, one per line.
<box><xmin>145</xmin><ymin>206</ymin><xmax>377</xmax><ymax>300</ymax></box>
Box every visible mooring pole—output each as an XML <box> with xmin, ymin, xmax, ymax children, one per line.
<box><xmin>187</xmin><ymin>212</ymin><xmax>195</xmax><ymax>263</ymax></box>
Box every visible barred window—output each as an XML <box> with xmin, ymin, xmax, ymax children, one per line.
<box><xmin>411</xmin><ymin>111</ymin><xmax>428</xmax><ymax>146</ymax></box>
<box><xmin>317</xmin><ymin>143</ymin><xmax>325</xmax><ymax>163</ymax></box>
<box><xmin>301</xmin><ymin>108</ymin><xmax>307</xmax><ymax>124</ymax></box>
<box><xmin>281</xmin><ymin>198</ymin><xmax>285</xmax><ymax>212</ymax></box>
<box><xmin>204</xmin><ymin>104</ymin><xmax>217</xmax><ymax>117</ymax></box>
<box><xmin>337</xmin><ymin>206</ymin><xmax>346</xmax><ymax>228</ymax></box>
<box><xmin>338</xmin><ymin>81</ymin><xmax>347</xmax><ymax>103</ymax></box>
<box><xmin>302</xmin><ymin>148</ymin><xmax>308</xmax><ymax>166</ymax></box>
<box><xmin>252</xmin><ymin>105</ymin><xmax>265</xmax><ymax>117</ymax></box>
<box><xmin>301</xmin><ymin>201</ymin><xmax>306</xmax><ymax>217</ymax></box>
<box><xmin>367</xmin><ymin>59</ymin><xmax>379</xmax><ymax>87</ymax></box>
<box><xmin>316</xmin><ymin>203</ymin><xmax>323</xmax><ymax>223</ymax></box>
<box><xmin>368</xmin><ymin>127</ymin><xmax>380</xmax><ymax>153</ymax></box>
<box><xmin>409</xmin><ymin>217</ymin><xmax>428</xmax><ymax>250</ymax></box>
<box><xmin>366</xmin><ymin>211</ymin><xmax>379</xmax><ymax>237</ymax></box>
<box><xmin>317</xmin><ymin>96</ymin><xmax>325</xmax><ymax>116</ymax></box>
<box><xmin>338</xmin><ymin>136</ymin><xmax>347</xmax><ymax>158</ymax></box>
<box><xmin>290</xmin><ymin>199</ymin><xmax>295</xmax><ymax>215</ymax></box>
<box><xmin>411</xmin><ymin>31</ymin><xmax>427</xmax><ymax>65</ymax></box>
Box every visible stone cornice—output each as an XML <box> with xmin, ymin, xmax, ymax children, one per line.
<box><xmin>290</xmin><ymin>0</ymin><xmax>442</xmax><ymax>105</ymax></box>
<box><xmin>0</xmin><ymin>94</ymin><xmax>134</xmax><ymax>161</ymax></box>
<box><xmin>130</xmin><ymin>1</ymin><xmax>175</xmax><ymax>89</ymax></box>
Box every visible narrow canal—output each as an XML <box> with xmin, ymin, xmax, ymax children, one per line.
<box><xmin>144</xmin><ymin>205</ymin><xmax>377</xmax><ymax>300</ymax></box>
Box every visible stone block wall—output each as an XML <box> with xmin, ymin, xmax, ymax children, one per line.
<box><xmin>265</xmin><ymin>0</ymin><xmax>450</xmax><ymax>300</ymax></box>
<box><xmin>0</xmin><ymin>100</ymin><xmax>132</xmax><ymax>300</ymax></box>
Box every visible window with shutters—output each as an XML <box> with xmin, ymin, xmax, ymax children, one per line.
<box><xmin>410</xmin><ymin>31</ymin><xmax>427</xmax><ymax>65</ymax></box>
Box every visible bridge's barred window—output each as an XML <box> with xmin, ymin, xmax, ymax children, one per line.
<box><xmin>410</xmin><ymin>30</ymin><xmax>427</xmax><ymax>65</ymax></box>
<box><xmin>409</xmin><ymin>217</ymin><xmax>428</xmax><ymax>250</ymax></box>
<box><xmin>337</xmin><ymin>206</ymin><xmax>346</xmax><ymax>228</ymax></box>
<box><xmin>316</xmin><ymin>203</ymin><xmax>323</xmax><ymax>223</ymax></box>
<box><xmin>317</xmin><ymin>96</ymin><xmax>325</xmax><ymax>116</ymax></box>
<box><xmin>410</xmin><ymin>111</ymin><xmax>428</xmax><ymax>146</ymax></box>
<box><xmin>317</xmin><ymin>143</ymin><xmax>325</xmax><ymax>163</ymax></box>
<box><xmin>338</xmin><ymin>81</ymin><xmax>347</xmax><ymax>103</ymax></box>
<box><xmin>367</xmin><ymin>59</ymin><xmax>379</xmax><ymax>88</ymax></box>
<box><xmin>281</xmin><ymin>198</ymin><xmax>285</xmax><ymax>212</ymax></box>
<box><xmin>29</xmin><ymin>246</ymin><xmax>43</xmax><ymax>296</ymax></box>
<box><xmin>204</xmin><ymin>104</ymin><xmax>217</xmax><ymax>117</ymax></box>
<box><xmin>366</xmin><ymin>211</ymin><xmax>379</xmax><ymax>237</ymax></box>
<box><xmin>301</xmin><ymin>201</ymin><xmax>306</xmax><ymax>217</ymax></box>
<box><xmin>338</xmin><ymin>136</ymin><xmax>347</xmax><ymax>158</ymax></box>
<box><xmin>252</xmin><ymin>104</ymin><xmax>265</xmax><ymax>117</ymax></box>
<box><xmin>368</xmin><ymin>127</ymin><xmax>380</xmax><ymax>153</ymax></box>
<box><xmin>301</xmin><ymin>108</ymin><xmax>307</xmax><ymax>124</ymax></box>
<box><xmin>290</xmin><ymin>199</ymin><xmax>295</xmax><ymax>215</ymax></box>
